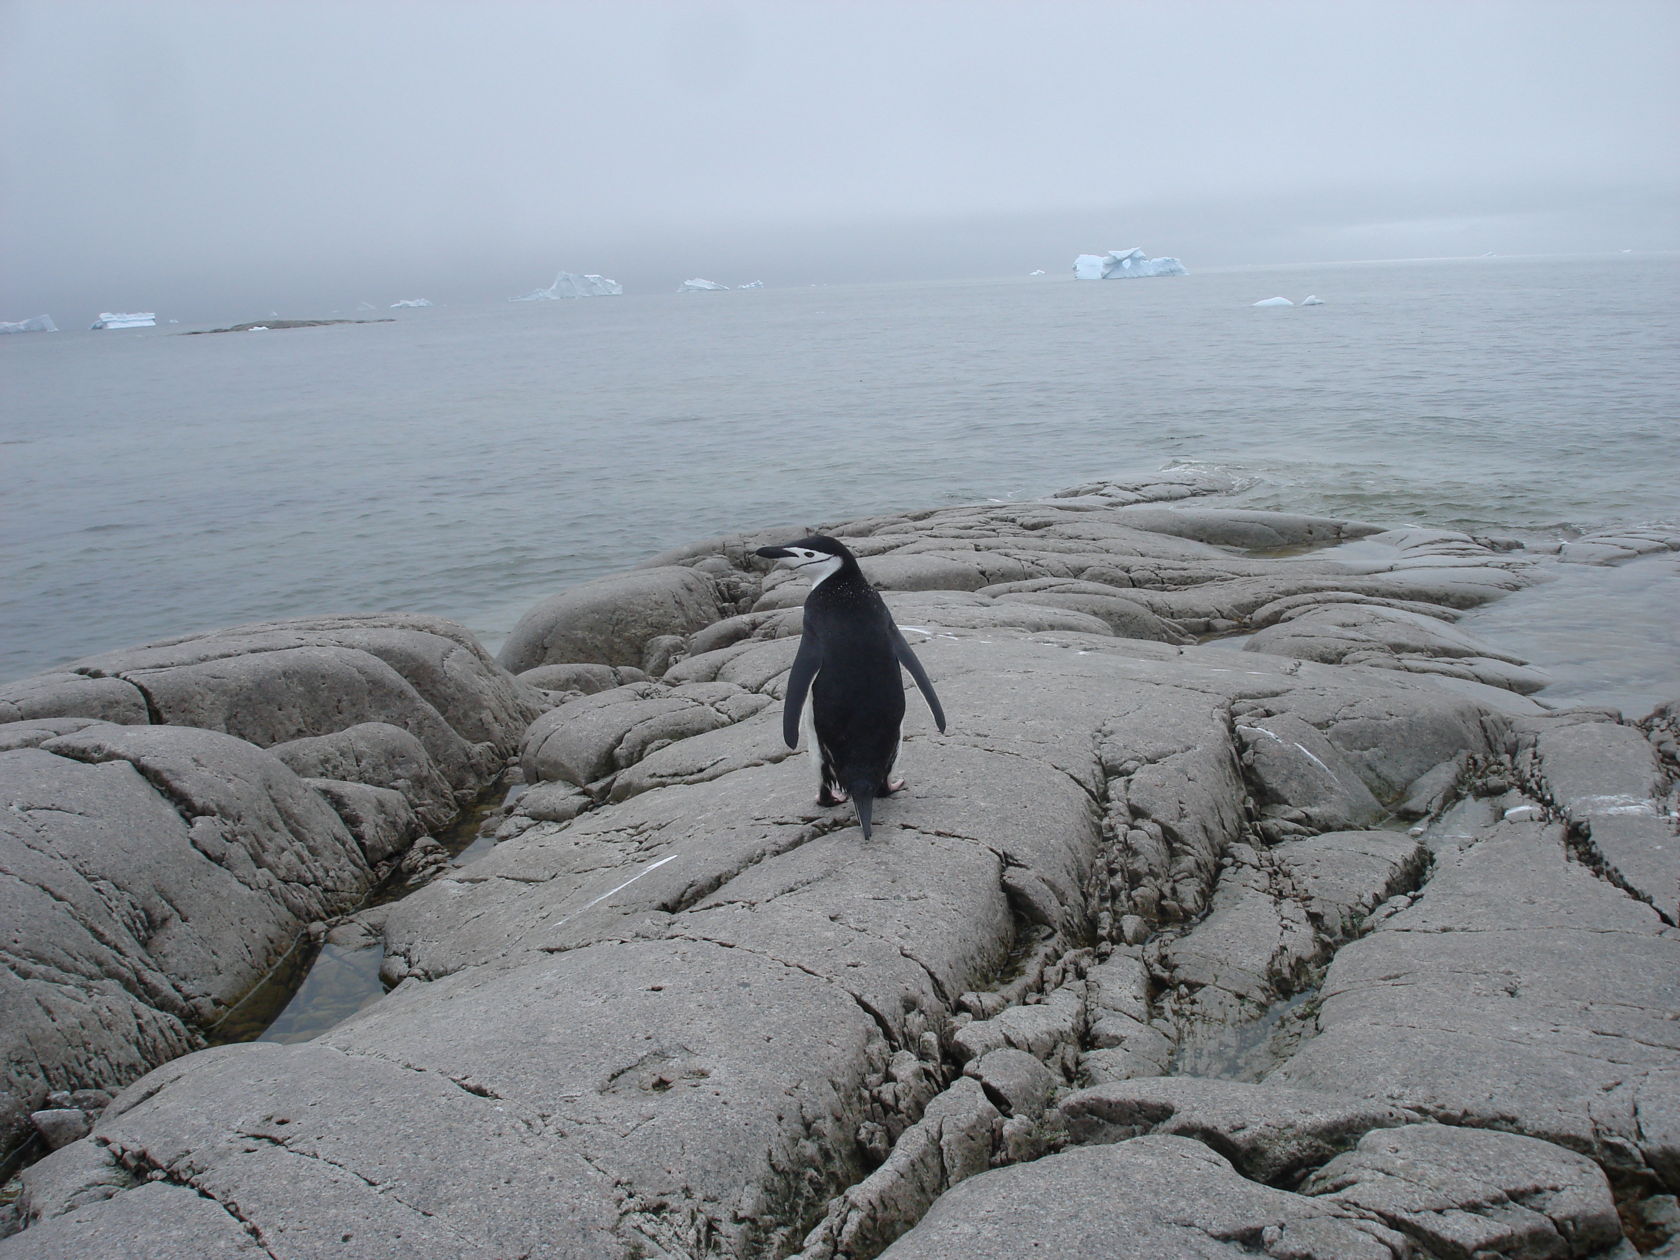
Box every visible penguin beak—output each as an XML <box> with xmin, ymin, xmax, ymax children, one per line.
<box><xmin>755</xmin><ymin>546</ymin><xmax>794</xmax><ymax>560</ymax></box>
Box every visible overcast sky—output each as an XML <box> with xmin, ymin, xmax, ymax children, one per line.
<box><xmin>3</xmin><ymin>0</ymin><xmax>1676</xmax><ymax>320</ymax></box>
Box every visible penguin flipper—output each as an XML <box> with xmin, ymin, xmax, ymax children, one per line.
<box><xmin>893</xmin><ymin>629</ymin><xmax>946</xmax><ymax>733</ymax></box>
<box><xmin>783</xmin><ymin>635</ymin><xmax>821</xmax><ymax>749</ymax></box>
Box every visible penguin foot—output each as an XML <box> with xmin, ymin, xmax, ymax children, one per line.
<box><xmin>818</xmin><ymin>787</ymin><xmax>850</xmax><ymax>806</ymax></box>
<box><xmin>882</xmin><ymin>778</ymin><xmax>907</xmax><ymax>795</ymax></box>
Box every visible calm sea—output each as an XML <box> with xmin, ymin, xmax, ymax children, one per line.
<box><xmin>5</xmin><ymin>256</ymin><xmax>1677</xmax><ymax>713</ymax></box>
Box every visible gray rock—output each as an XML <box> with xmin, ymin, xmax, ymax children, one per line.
<box><xmin>33</xmin><ymin>615</ymin><xmax>539</xmax><ymax>798</ymax></box>
<box><xmin>964</xmin><ymin>1047</ymin><xmax>1056</xmax><ymax>1120</ymax></box>
<box><xmin>302</xmin><ymin>777</ymin><xmax>420</xmax><ymax>864</ymax></box>
<box><xmin>515</xmin><ymin>661</ymin><xmax>650</xmax><ymax>693</ymax></box>
<box><xmin>1269</xmin><ymin>818</ymin><xmax>1680</xmax><ymax>1186</ymax></box>
<box><xmin>876</xmin><ymin>1134</ymin><xmax>1407</xmax><ymax>1258</ymax></box>
<box><xmin>1235</xmin><ymin>712</ymin><xmax>1385</xmax><ymax>831</ymax></box>
<box><xmin>0</xmin><ymin>673</ymin><xmax>149</xmax><ymax>726</ymax></box>
<box><xmin>1060</xmin><ymin>1077</ymin><xmax>1420</xmax><ymax>1186</ymax></box>
<box><xmin>0</xmin><ymin>725</ymin><xmax>371</xmax><ymax>1161</ymax></box>
<box><xmin>1302</xmin><ymin>1123</ymin><xmax>1623</xmax><ymax>1258</ymax></box>
<box><xmin>1518</xmin><ymin>712</ymin><xmax>1678</xmax><ymax>919</ymax></box>
<box><xmin>518</xmin><ymin>680</ymin><xmax>766</xmax><ymax>791</ymax></box>
<box><xmin>270</xmin><ymin>721</ymin><xmax>456</xmax><ymax>829</ymax></box>
<box><xmin>6</xmin><ymin>482</ymin><xmax>1667</xmax><ymax>1258</ymax></box>
<box><xmin>497</xmin><ymin>566</ymin><xmax>728</xmax><ymax>673</ymax></box>
<box><xmin>1246</xmin><ymin>603</ymin><xmax>1549</xmax><ymax>694</ymax></box>
<box><xmin>2</xmin><ymin>1181</ymin><xmax>269</xmax><ymax>1258</ymax></box>
<box><xmin>27</xmin><ymin>1111</ymin><xmax>90</xmax><ymax>1151</ymax></box>
<box><xmin>796</xmin><ymin>1077</ymin><xmax>1002</xmax><ymax>1260</ymax></box>
<box><xmin>1152</xmin><ymin>831</ymin><xmax>1426</xmax><ymax>1075</ymax></box>
<box><xmin>1108</xmin><ymin>507</ymin><xmax>1380</xmax><ymax>551</ymax></box>
<box><xmin>0</xmin><ymin>717</ymin><xmax>121</xmax><ymax>752</ymax></box>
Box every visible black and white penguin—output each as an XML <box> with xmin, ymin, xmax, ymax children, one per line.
<box><xmin>755</xmin><ymin>535</ymin><xmax>946</xmax><ymax>838</ymax></box>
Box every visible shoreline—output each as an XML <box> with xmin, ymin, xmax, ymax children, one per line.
<box><xmin>2</xmin><ymin>476</ymin><xmax>1677</xmax><ymax>1254</ymax></box>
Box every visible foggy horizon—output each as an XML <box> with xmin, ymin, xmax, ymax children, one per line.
<box><xmin>3</xmin><ymin>0</ymin><xmax>1677</xmax><ymax>324</ymax></box>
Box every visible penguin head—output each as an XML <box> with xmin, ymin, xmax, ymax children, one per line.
<box><xmin>754</xmin><ymin>535</ymin><xmax>854</xmax><ymax>586</ymax></box>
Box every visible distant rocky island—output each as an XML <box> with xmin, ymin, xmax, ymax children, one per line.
<box><xmin>182</xmin><ymin>318</ymin><xmax>395</xmax><ymax>334</ymax></box>
<box><xmin>1</xmin><ymin>471</ymin><xmax>1676</xmax><ymax>1257</ymax></box>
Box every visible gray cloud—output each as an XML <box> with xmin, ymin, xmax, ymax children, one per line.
<box><xmin>3</xmin><ymin>0</ymin><xmax>1676</xmax><ymax>320</ymax></box>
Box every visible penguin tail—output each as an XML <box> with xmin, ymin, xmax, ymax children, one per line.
<box><xmin>851</xmin><ymin>778</ymin><xmax>877</xmax><ymax>840</ymax></box>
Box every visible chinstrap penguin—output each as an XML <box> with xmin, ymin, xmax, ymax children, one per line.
<box><xmin>755</xmin><ymin>535</ymin><xmax>946</xmax><ymax>838</ymax></box>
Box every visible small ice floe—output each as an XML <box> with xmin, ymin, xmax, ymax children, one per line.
<box><xmin>90</xmin><ymin>311</ymin><xmax>156</xmax><ymax>329</ymax></box>
<box><xmin>737</xmin><ymin>280</ymin><xmax>764</xmax><ymax>289</ymax></box>
<box><xmin>389</xmin><ymin>298</ymin><xmax>433</xmax><ymax>308</ymax></box>
<box><xmin>1029</xmin><ymin>269</ymin><xmax>1046</xmax><ymax>276</ymax></box>
<box><xmin>1300</xmin><ymin>295</ymin><xmax>1325</xmax><ymax>305</ymax></box>
<box><xmin>677</xmin><ymin>278</ymin><xmax>729</xmax><ymax>292</ymax></box>
<box><xmin>1252</xmin><ymin>296</ymin><xmax>1294</xmax><ymax>308</ymax></box>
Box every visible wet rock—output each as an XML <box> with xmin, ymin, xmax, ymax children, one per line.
<box><xmin>1246</xmin><ymin>603</ymin><xmax>1549</xmax><ymax>694</ymax></box>
<box><xmin>497</xmin><ymin>566</ymin><xmax>728</xmax><ymax>673</ymax></box>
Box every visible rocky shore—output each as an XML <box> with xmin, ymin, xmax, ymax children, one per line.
<box><xmin>2</xmin><ymin>473</ymin><xmax>1676</xmax><ymax>1258</ymax></box>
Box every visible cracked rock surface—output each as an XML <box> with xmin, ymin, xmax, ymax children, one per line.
<box><xmin>3</xmin><ymin>477</ymin><xmax>1677</xmax><ymax>1258</ymax></box>
<box><xmin>0</xmin><ymin>615</ymin><xmax>542</xmax><ymax>1164</ymax></box>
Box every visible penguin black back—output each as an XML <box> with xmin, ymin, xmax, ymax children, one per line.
<box><xmin>755</xmin><ymin>535</ymin><xmax>946</xmax><ymax>838</ymax></box>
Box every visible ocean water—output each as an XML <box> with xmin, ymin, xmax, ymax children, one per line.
<box><xmin>4</xmin><ymin>255</ymin><xmax>1677</xmax><ymax>711</ymax></box>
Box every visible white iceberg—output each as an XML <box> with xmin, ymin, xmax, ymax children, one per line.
<box><xmin>91</xmin><ymin>312</ymin><xmax>156</xmax><ymax>329</ymax></box>
<box><xmin>677</xmin><ymin>278</ymin><xmax>729</xmax><ymax>292</ymax></box>
<box><xmin>737</xmin><ymin>280</ymin><xmax>764</xmax><ymax>290</ymax></box>
<box><xmin>1252</xmin><ymin>296</ymin><xmax>1294</xmax><ymax>307</ymax></box>
<box><xmin>1301</xmin><ymin>295</ymin><xmax>1325</xmax><ymax>306</ymax></box>
<box><xmin>1073</xmin><ymin>248</ymin><xmax>1187</xmax><ymax>280</ymax></box>
<box><xmin>0</xmin><ymin>314</ymin><xmax>57</xmax><ymax>334</ymax></box>
<box><xmin>512</xmin><ymin>271</ymin><xmax>623</xmax><ymax>300</ymax></box>
<box><xmin>389</xmin><ymin>298</ymin><xmax>433</xmax><ymax>308</ymax></box>
<box><xmin>1029</xmin><ymin>269</ymin><xmax>1046</xmax><ymax>276</ymax></box>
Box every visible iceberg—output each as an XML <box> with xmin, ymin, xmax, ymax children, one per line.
<box><xmin>90</xmin><ymin>312</ymin><xmax>156</xmax><ymax>329</ymax></box>
<box><xmin>1301</xmin><ymin>295</ymin><xmax>1325</xmax><ymax>306</ymax></box>
<box><xmin>0</xmin><ymin>315</ymin><xmax>57</xmax><ymax>334</ymax></box>
<box><xmin>512</xmin><ymin>271</ymin><xmax>623</xmax><ymax>301</ymax></box>
<box><xmin>1072</xmin><ymin>248</ymin><xmax>1187</xmax><ymax>280</ymax></box>
<box><xmin>1029</xmin><ymin>269</ymin><xmax>1046</xmax><ymax>276</ymax></box>
<box><xmin>1252</xmin><ymin>296</ymin><xmax>1294</xmax><ymax>307</ymax></box>
<box><xmin>737</xmin><ymin>280</ymin><xmax>764</xmax><ymax>290</ymax></box>
<box><xmin>389</xmin><ymin>298</ymin><xmax>433</xmax><ymax>308</ymax></box>
<box><xmin>677</xmin><ymin>278</ymin><xmax>729</xmax><ymax>292</ymax></box>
